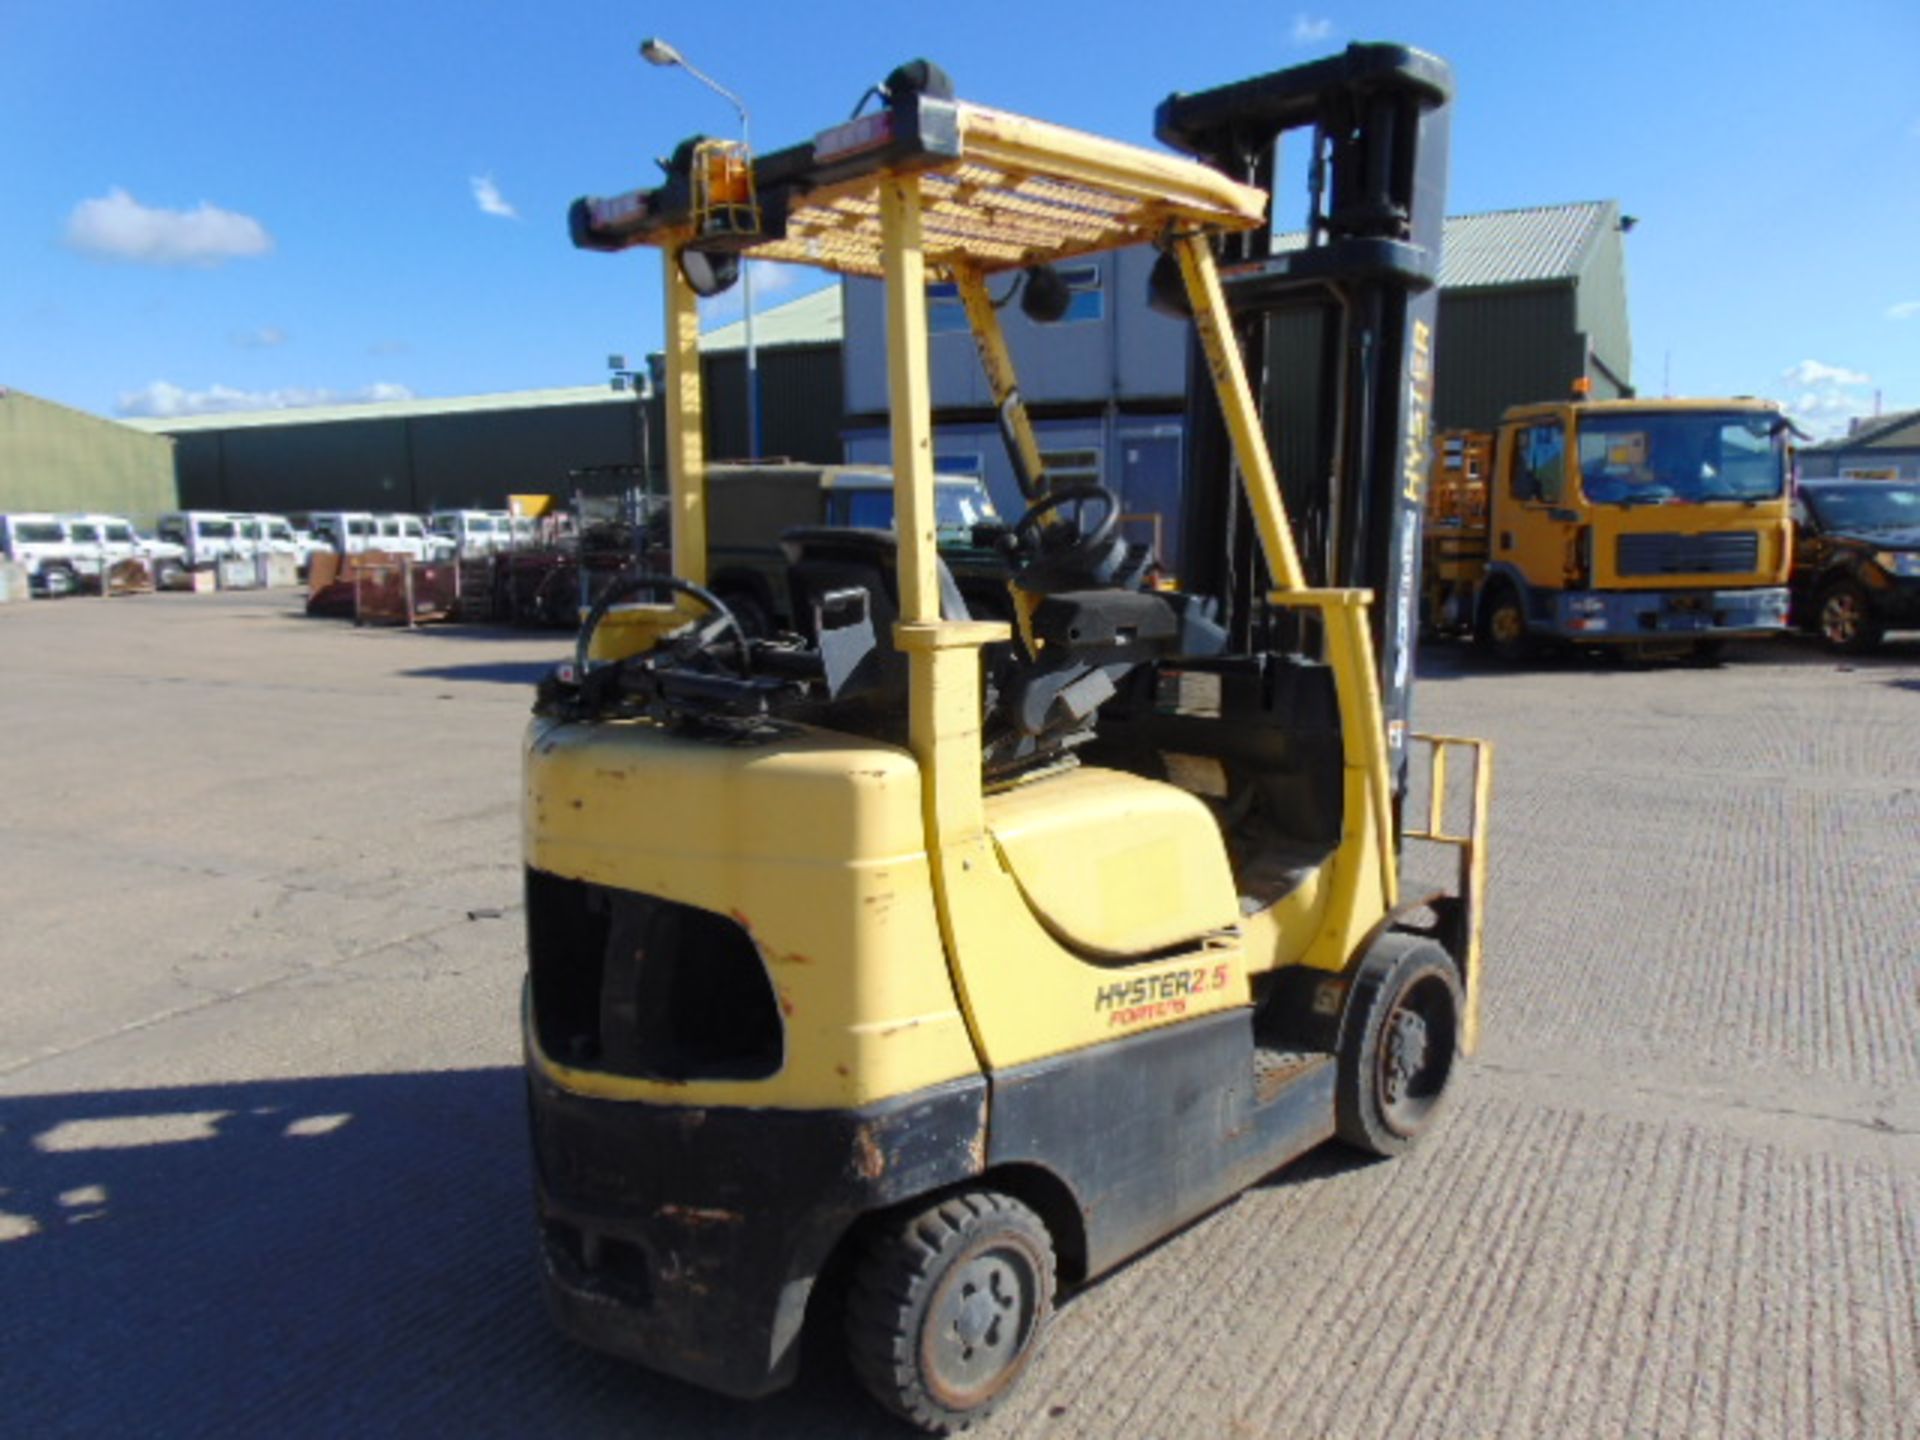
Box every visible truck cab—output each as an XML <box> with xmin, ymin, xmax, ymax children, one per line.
<box><xmin>1427</xmin><ymin>399</ymin><xmax>1794</xmax><ymax>658</ymax></box>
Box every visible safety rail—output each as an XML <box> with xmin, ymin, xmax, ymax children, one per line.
<box><xmin>1403</xmin><ymin>731</ymin><xmax>1493</xmax><ymax>1054</ymax></box>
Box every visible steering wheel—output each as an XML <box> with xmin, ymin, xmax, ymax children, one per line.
<box><xmin>1012</xmin><ymin>483</ymin><xmax>1120</xmax><ymax>568</ymax></box>
<box><xmin>573</xmin><ymin>571</ymin><xmax>751</xmax><ymax>680</ymax></box>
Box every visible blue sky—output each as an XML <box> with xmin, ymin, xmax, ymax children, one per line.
<box><xmin>2</xmin><ymin>1</ymin><xmax>1915</xmax><ymax>437</ymax></box>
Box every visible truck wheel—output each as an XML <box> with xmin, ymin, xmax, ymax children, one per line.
<box><xmin>846</xmin><ymin>1190</ymin><xmax>1055</xmax><ymax>1434</ymax></box>
<box><xmin>1335</xmin><ymin>935</ymin><xmax>1463</xmax><ymax>1158</ymax></box>
<box><xmin>1816</xmin><ymin>579</ymin><xmax>1884</xmax><ymax>655</ymax></box>
<box><xmin>1474</xmin><ymin>584</ymin><xmax>1531</xmax><ymax>663</ymax></box>
<box><xmin>40</xmin><ymin>563</ymin><xmax>79</xmax><ymax>598</ymax></box>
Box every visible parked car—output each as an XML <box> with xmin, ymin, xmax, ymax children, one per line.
<box><xmin>429</xmin><ymin>509</ymin><xmax>517</xmax><ymax>558</ymax></box>
<box><xmin>1</xmin><ymin>513</ymin><xmax>94</xmax><ymax>594</ymax></box>
<box><xmin>306</xmin><ymin>512</ymin><xmax>379</xmax><ymax>557</ymax></box>
<box><xmin>700</xmin><ymin>464</ymin><xmax>1008</xmax><ymax>634</ymax></box>
<box><xmin>64</xmin><ymin>512</ymin><xmax>188</xmax><ymax>587</ymax></box>
<box><xmin>367</xmin><ymin>513</ymin><xmax>454</xmax><ymax>562</ymax></box>
<box><xmin>155</xmin><ymin>511</ymin><xmax>248</xmax><ymax>570</ymax></box>
<box><xmin>232</xmin><ymin>513</ymin><xmax>324</xmax><ymax>576</ymax></box>
<box><xmin>1791</xmin><ymin>479</ymin><xmax>1920</xmax><ymax>653</ymax></box>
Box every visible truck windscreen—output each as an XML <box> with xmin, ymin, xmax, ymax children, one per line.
<box><xmin>1578</xmin><ymin>413</ymin><xmax>1786</xmax><ymax>506</ymax></box>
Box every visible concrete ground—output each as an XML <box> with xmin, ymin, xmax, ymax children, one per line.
<box><xmin>1</xmin><ymin>590</ymin><xmax>1914</xmax><ymax>1438</ymax></box>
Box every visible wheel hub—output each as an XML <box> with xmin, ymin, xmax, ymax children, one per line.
<box><xmin>1823</xmin><ymin>594</ymin><xmax>1859</xmax><ymax>642</ymax></box>
<box><xmin>1383</xmin><ymin>1008</ymin><xmax>1429</xmax><ymax>1105</ymax></box>
<box><xmin>929</xmin><ymin>1252</ymin><xmax>1030</xmax><ymax>1401</ymax></box>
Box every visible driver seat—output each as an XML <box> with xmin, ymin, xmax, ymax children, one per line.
<box><xmin>782</xmin><ymin>528</ymin><xmax>971</xmax><ymax>736</ymax></box>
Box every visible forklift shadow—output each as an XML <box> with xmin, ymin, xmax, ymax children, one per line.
<box><xmin>401</xmin><ymin>660</ymin><xmax>556</xmax><ymax>686</ymax></box>
<box><xmin>0</xmin><ymin>1068</ymin><xmax>883</xmax><ymax>1438</ymax></box>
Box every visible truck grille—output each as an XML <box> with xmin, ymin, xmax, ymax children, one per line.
<box><xmin>1615</xmin><ymin>531</ymin><xmax>1759</xmax><ymax>576</ymax></box>
<box><xmin>526</xmin><ymin>869</ymin><xmax>784</xmax><ymax>1081</ymax></box>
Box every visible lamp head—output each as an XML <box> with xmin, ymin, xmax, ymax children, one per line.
<box><xmin>640</xmin><ymin>37</ymin><xmax>683</xmax><ymax>68</ymax></box>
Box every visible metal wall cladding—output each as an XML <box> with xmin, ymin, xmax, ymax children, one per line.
<box><xmin>1432</xmin><ymin>285</ymin><xmax>1584</xmax><ymax>432</ymax></box>
<box><xmin>1574</xmin><ymin>220</ymin><xmax>1633</xmax><ymax>389</ymax></box>
<box><xmin>841</xmin><ymin>249</ymin><xmax>1186</xmax><ymax>416</ymax></box>
<box><xmin>179</xmin><ymin>407</ymin><xmax>648</xmax><ymax>514</ymax></box>
<box><xmin>1616</xmin><ymin>531</ymin><xmax>1760</xmax><ymax>577</ymax></box>
<box><xmin>702</xmin><ymin>344</ymin><xmax>843</xmax><ymax>465</ymax></box>
<box><xmin>0</xmin><ymin>391</ymin><xmax>177</xmax><ymax>524</ymax></box>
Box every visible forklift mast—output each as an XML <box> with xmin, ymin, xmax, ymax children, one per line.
<box><xmin>1157</xmin><ymin>43</ymin><xmax>1452</xmax><ymax>797</ymax></box>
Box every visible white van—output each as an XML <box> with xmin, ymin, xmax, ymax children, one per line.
<box><xmin>307</xmin><ymin>512</ymin><xmax>378</xmax><ymax>556</ymax></box>
<box><xmin>232</xmin><ymin>513</ymin><xmax>325</xmax><ymax>574</ymax></box>
<box><xmin>428</xmin><ymin>509</ymin><xmax>514</xmax><ymax>558</ymax></box>
<box><xmin>64</xmin><ymin>513</ymin><xmax>188</xmax><ymax>587</ymax></box>
<box><xmin>371</xmin><ymin>513</ymin><xmax>455</xmax><ymax>562</ymax></box>
<box><xmin>155</xmin><ymin>511</ymin><xmax>245</xmax><ymax>569</ymax></box>
<box><xmin>0</xmin><ymin>513</ymin><xmax>95</xmax><ymax>594</ymax></box>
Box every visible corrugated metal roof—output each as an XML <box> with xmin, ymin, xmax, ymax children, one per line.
<box><xmin>123</xmin><ymin>385</ymin><xmax>636</xmax><ymax>434</ymax></box>
<box><xmin>1276</xmin><ymin>200</ymin><xmax>1614</xmax><ymax>290</ymax></box>
<box><xmin>125</xmin><ymin>286</ymin><xmax>845</xmax><ymax>435</ymax></box>
<box><xmin>1439</xmin><ymin>201</ymin><xmax>1613</xmax><ymax>288</ymax></box>
<box><xmin>1805</xmin><ymin>408</ymin><xmax>1920</xmax><ymax>451</ymax></box>
<box><xmin>702</xmin><ymin>282</ymin><xmax>841</xmax><ymax>350</ymax></box>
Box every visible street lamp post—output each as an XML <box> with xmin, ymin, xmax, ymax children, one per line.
<box><xmin>641</xmin><ymin>36</ymin><xmax>760</xmax><ymax>460</ymax></box>
<box><xmin>608</xmin><ymin>354</ymin><xmax>656</xmax><ymax>565</ymax></box>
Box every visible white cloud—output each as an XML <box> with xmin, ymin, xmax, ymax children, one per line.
<box><xmin>1776</xmin><ymin>359</ymin><xmax>1873</xmax><ymax>440</ymax></box>
<box><xmin>65</xmin><ymin>188</ymin><xmax>272</xmax><ymax>267</ymax></box>
<box><xmin>116</xmin><ymin>380</ymin><xmax>414</xmax><ymax>419</ymax></box>
<box><xmin>471</xmin><ymin>174</ymin><xmax>518</xmax><ymax>219</ymax></box>
<box><xmin>230</xmin><ymin>325</ymin><xmax>288</xmax><ymax>349</ymax></box>
<box><xmin>1781</xmin><ymin>359</ymin><xmax>1869</xmax><ymax>389</ymax></box>
<box><xmin>1888</xmin><ymin>300</ymin><xmax>1920</xmax><ymax>321</ymax></box>
<box><xmin>1291</xmin><ymin>13</ymin><xmax>1334</xmax><ymax>43</ymax></box>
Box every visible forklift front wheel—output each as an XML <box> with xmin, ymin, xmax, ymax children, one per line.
<box><xmin>1335</xmin><ymin>936</ymin><xmax>1464</xmax><ymax>1158</ymax></box>
<box><xmin>846</xmin><ymin>1190</ymin><xmax>1056</xmax><ymax>1434</ymax></box>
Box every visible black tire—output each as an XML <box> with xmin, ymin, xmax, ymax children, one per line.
<box><xmin>1474</xmin><ymin>583</ymin><xmax>1532</xmax><ymax>663</ymax></box>
<box><xmin>1815</xmin><ymin>578</ymin><xmax>1884</xmax><ymax>655</ymax></box>
<box><xmin>39</xmin><ymin>563</ymin><xmax>79</xmax><ymax>598</ymax></box>
<box><xmin>155</xmin><ymin>559</ymin><xmax>187</xmax><ymax>590</ymax></box>
<box><xmin>1684</xmin><ymin>639</ymin><xmax>1726</xmax><ymax>666</ymax></box>
<box><xmin>846</xmin><ymin>1190</ymin><xmax>1055</xmax><ymax>1434</ymax></box>
<box><xmin>1335</xmin><ymin>934</ymin><xmax>1464</xmax><ymax>1158</ymax></box>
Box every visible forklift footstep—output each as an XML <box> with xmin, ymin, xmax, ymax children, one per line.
<box><xmin>1252</xmin><ymin>1047</ymin><xmax>1329</xmax><ymax>1106</ymax></box>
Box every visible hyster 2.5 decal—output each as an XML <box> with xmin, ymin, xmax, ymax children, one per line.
<box><xmin>1093</xmin><ymin>963</ymin><xmax>1232</xmax><ymax>1028</ymax></box>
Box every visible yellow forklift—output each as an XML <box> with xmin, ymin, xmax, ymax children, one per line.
<box><xmin>527</xmin><ymin>45</ymin><xmax>1488</xmax><ymax>1431</ymax></box>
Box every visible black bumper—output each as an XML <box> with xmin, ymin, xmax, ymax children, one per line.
<box><xmin>527</xmin><ymin>1064</ymin><xmax>986</xmax><ymax>1398</ymax></box>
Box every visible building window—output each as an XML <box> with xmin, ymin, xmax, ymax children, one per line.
<box><xmin>1054</xmin><ymin>264</ymin><xmax>1103</xmax><ymax>324</ymax></box>
<box><xmin>926</xmin><ymin>282</ymin><xmax>969</xmax><ymax>335</ymax></box>
<box><xmin>1040</xmin><ymin>448</ymin><xmax>1102</xmax><ymax>487</ymax></box>
<box><xmin>935</xmin><ymin>453</ymin><xmax>984</xmax><ymax>478</ymax></box>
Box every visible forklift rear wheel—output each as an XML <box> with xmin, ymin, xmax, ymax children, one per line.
<box><xmin>846</xmin><ymin>1189</ymin><xmax>1056</xmax><ymax>1434</ymax></box>
<box><xmin>1335</xmin><ymin>936</ymin><xmax>1463</xmax><ymax>1158</ymax></box>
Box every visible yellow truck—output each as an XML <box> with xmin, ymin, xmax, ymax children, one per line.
<box><xmin>1423</xmin><ymin>397</ymin><xmax>1796</xmax><ymax>660</ymax></box>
